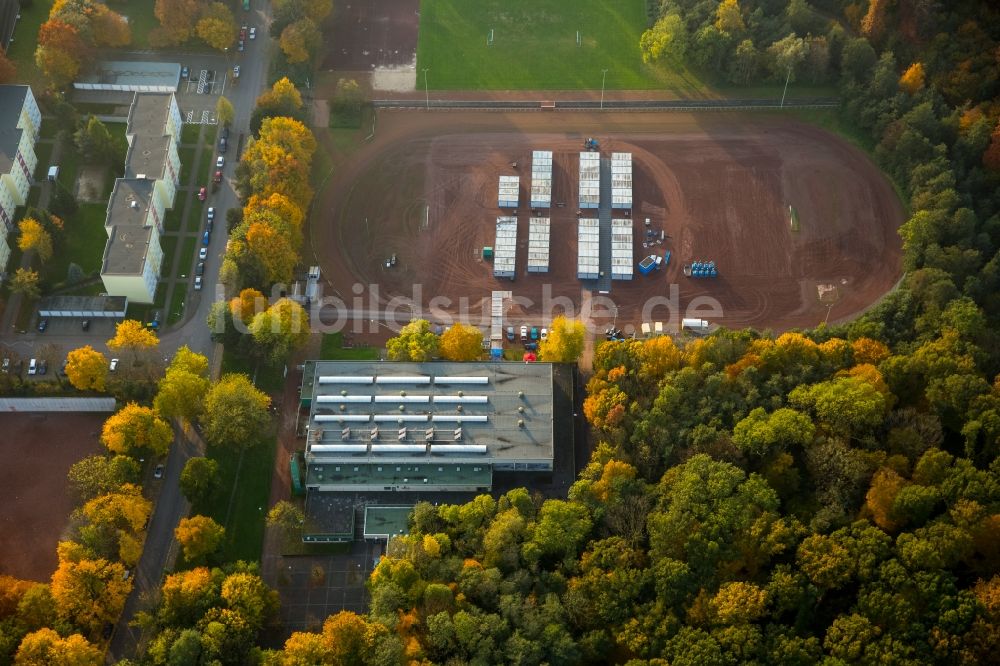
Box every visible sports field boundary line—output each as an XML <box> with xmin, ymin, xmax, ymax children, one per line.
<box><xmin>372</xmin><ymin>98</ymin><xmax>840</xmax><ymax>111</ymax></box>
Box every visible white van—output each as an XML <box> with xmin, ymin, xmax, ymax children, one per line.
<box><xmin>28</xmin><ymin>358</ymin><xmax>37</xmax><ymax>375</ymax></box>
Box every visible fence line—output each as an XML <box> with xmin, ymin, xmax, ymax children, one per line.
<box><xmin>372</xmin><ymin>98</ymin><xmax>840</xmax><ymax>112</ymax></box>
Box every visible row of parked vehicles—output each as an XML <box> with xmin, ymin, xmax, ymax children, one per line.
<box><xmin>506</xmin><ymin>325</ymin><xmax>549</xmax><ymax>349</ymax></box>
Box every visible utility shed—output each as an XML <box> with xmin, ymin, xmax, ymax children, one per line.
<box><xmin>578</xmin><ymin>218</ymin><xmax>600</xmax><ymax>279</ymax></box>
<box><xmin>579</xmin><ymin>152</ymin><xmax>600</xmax><ymax>209</ymax></box>
<box><xmin>530</xmin><ymin>150</ymin><xmax>552</xmax><ymax>209</ymax></box>
<box><xmin>498</xmin><ymin>175</ymin><xmax>519</xmax><ymax>208</ymax></box>
<box><xmin>526</xmin><ymin>217</ymin><xmax>550</xmax><ymax>273</ymax></box>
<box><xmin>611</xmin><ymin>218</ymin><xmax>634</xmax><ymax>280</ymax></box>
<box><xmin>493</xmin><ymin>216</ymin><xmax>517</xmax><ymax>278</ymax></box>
<box><xmin>611</xmin><ymin>152</ymin><xmax>632</xmax><ymax>210</ymax></box>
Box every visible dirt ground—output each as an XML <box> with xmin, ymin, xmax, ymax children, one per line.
<box><xmin>313</xmin><ymin>112</ymin><xmax>904</xmax><ymax>332</ymax></box>
<box><xmin>322</xmin><ymin>0</ymin><xmax>419</xmax><ymax>71</ymax></box>
<box><xmin>0</xmin><ymin>413</ymin><xmax>105</xmax><ymax>581</ymax></box>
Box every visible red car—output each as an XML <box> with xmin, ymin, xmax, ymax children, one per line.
<box><xmin>213</xmin><ymin>170</ymin><xmax>223</xmax><ymax>184</ymax></box>
<box><xmin>198</xmin><ymin>187</ymin><xmax>207</xmax><ymax>201</ymax></box>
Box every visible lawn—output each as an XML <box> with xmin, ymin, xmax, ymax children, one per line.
<box><xmin>221</xmin><ymin>349</ymin><xmax>287</xmax><ymax>395</ymax></box>
<box><xmin>202</xmin><ymin>435</ymin><xmax>276</xmax><ymax>563</ymax></box>
<box><xmin>167</xmin><ymin>285</ymin><xmax>186</xmax><ymax>325</ymax></box>
<box><xmin>160</xmin><ymin>235</ymin><xmax>179</xmax><ymax>277</ymax></box>
<box><xmin>178</xmin><ymin>236</ymin><xmax>197</xmax><ymax>277</ymax></box>
<box><xmin>417</xmin><ymin>0</ymin><xmax>664</xmax><ymax>90</ymax></box>
<box><xmin>320</xmin><ymin>332</ymin><xmax>379</xmax><ymax>360</ymax></box>
<box><xmin>178</xmin><ymin>146</ymin><xmax>197</xmax><ymax>183</ymax></box>
<box><xmin>164</xmin><ymin>205</ymin><xmax>184</xmax><ymax>232</ymax></box>
<box><xmin>182</xmin><ymin>124</ymin><xmax>202</xmax><ymax>146</ymax></box>
<box><xmin>45</xmin><ymin>203</ymin><xmax>109</xmax><ymax>285</ymax></box>
<box><xmin>33</xmin><ymin>143</ymin><xmax>54</xmax><ymax>180</ymax></box>
<box><xmin>195</xmin><ymin>149</ymin><xmax>213</xmax><ymax>191</ymax></box>
<box><xmin>119</xmin><ymin>3</ymin><xmax>159</xmax><ymax>50</ymax></box>
<box><xmin>4</xmin><ymin>0</ymin><xmax>53</xmax><ymax>86</ymax></box>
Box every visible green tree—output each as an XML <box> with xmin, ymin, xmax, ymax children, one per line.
<box><xmin>215</xmin><ymin>96</ymin><xmax>235</xmax><ymax>127</ymax></box>
<box><xmin>728</xmin><ymin>39</ymin><xmax>759</xmax><ymax>84</ymax></box>
<box><xmin>387</xmin><ymin>319</ymin><xmax>439</xmax><ymax>361</ymax></box>
<box><xmin>640</xmin><ymin>14</ymin><xmax>687</xmax><ymax>63</ymax></box>
<box><xmin>201</xmin><ymin>374</ymin><xmax>271</xmax><ymax>448</ymax></box>
<box><xmin>789</xmin><ymin>376</ymin><xmax>889</xmax><ymax>435</ymax></box>
<box><xmin>766</xmin><ymin>33</ymin><xmax>810</xmax><ymax>82</ymax></box>
<box><xmin>732</xmin><ymin>407</ymin><xmax>815</xmax><ymax>457</ymax></box>
<box><xmin>267</xmin><ymin>500</ymin><xmax>305</xmax><ymax>547</ymax></box>
<box><xmin>73</xmin><ymin>116</ymin><xmax>116</xmax><ymax>162</ymax></box>
<box><xmin>67</xmin><ymin>455</ymin><xmax>140</xmax><ymax>502</ymax></box>
<box><xmin>179</xmin><ymin>457</ymin><xmax>220</xmax><ymax>507</ymax></box>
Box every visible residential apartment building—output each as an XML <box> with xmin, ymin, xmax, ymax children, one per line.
<box><xmin>100</xmin><ymin>93</ymin><xmax>182</xmax><ymax>303</ymax></box>
<box><xmin>0</xmin><ymin>85</ymin><xmax>41</xmax><ymax>274</ymax></box>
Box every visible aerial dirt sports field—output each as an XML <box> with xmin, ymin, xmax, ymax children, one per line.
<box><xmin>0</xmin><ymin>413</ymin><xmax>104</xmax><ymax>581</ymax></box>
<box><xmin>315</xmin><ymin>112</ymin><xmax>905</xmax><ymax>331</ymax></box>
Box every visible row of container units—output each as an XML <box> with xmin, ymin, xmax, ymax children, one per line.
<box><xmin>611</xmin><ymin>152</ymin><xmax>632</xmax><ymax>210</ymax></box>
<box><xmin>527</xmin><ymin>217</ymin><xmax>551</xmax><ymax>273</ymax></box>
<box><xmin>530</xmin><ymin>151</ymin><xmax>552</xmax><ymax>209</ymax></box>
<box><xmin>494</xmin><ymin>216</ymin><xmax>517</xmax><ymax>278</ymax></box>
<box><xmin>611</xmin><ymin>218</ymin><xmax>634</xmax><ymax>280</ymax></box>
<box><xmin>498</xmin><ymin>175</ymin><xmax>520</xmax><ymax>208</ymax></box>
<box><xmin>577</xmin><ymin>218</ymin><xmax>601</xmax><ymax>279</ymax></box>
<box><xmin>579</xmin><ymin>152</ymin><xmax>600</xmax><ymax>209</ymax></box>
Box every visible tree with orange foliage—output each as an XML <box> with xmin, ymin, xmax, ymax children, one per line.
<box><xmin>899</xmin><ymin>63</ymin><xmax>926</xmax><ymax>94</ymax></box>
<box><xmin>91</xmin><ymin>4</ymin><xmax>131</xmax><ymax>47</ymax></box>
<box><xmin>154</xmin><ymin>0</ymin><xmax>200</xmax><ymax>45</ymax></box>
<box><xmin>860</xmin><ymin>0</ymin><xmax>888</xmax><ymax>41</ymax></box>
<box><xmin>229</xmin><ymin>288</ymin><xmax>267</xmax><ymax>327</ymax></box>
<box><xmin>50</xmin><ymin>546</ymin><xmax>130</xmax><ymax>638</ymax></box>
<box><xmin>865</xmin><ymin>467</ymin><xmax>907</xmax><ymax>531</ymax></box>
<box><xmin>851</xmin><ymin>337</ymin><xmax>891</xmax><ymax>365</ymax></box>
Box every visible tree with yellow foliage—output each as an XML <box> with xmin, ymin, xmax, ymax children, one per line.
<box><xmin>175</xmin><ymin>515</ymin><xmax>225</xmax><ymax>562</ymax></box>
<box><xmin>14</xmin><ymin>628</ymin><xmax>102</xmax><ymax>665</ymax></box>
<box><xmin>714</xmin><ymin>0</ymin><xmax>745</xmax><ymax>33</ymax></box>
<box><xmin>249</xmin><ymin>297</ymin><xmax>311</xmax><ymax>362</ymax></box>
<box><xmin>18</xmin><ymin>218</ymin><xmax>53</xmax><ymax>263</ymax></box>
<box><xmin>245</xmin><ymin>192</ymin><xmax>305</xmax><ymax>234</ymax></box>
<box><xmin>196</xmin><ymin>2</ymin><xmax>237</xmax><ymax>51</ymax></box>
<box><xmin>50</xmin><ymin>546</ymin><xmax>130</xmax><ymax>638</ymax></box>
<box><xmin>220</xmin><ymin>571</ymin><xmax>278</xmax><ymax>626</ymax></box>
<box><xmin>80</xmin><ymin>484</ymin><xmax>152</xmax><ymax>565</ymax></box>
<box><xmin>9</xmin><ymin>268</ymin><xmax>40</xmax><ymax>299</ymax></box>
<box><xmin>899</xmin><ymin>62</ymin><xmax>926</xmax><ymax>94</ymax></box>
<box><xmin>91</xmin><ymin>4</ymin><xmax>131</xmax><ymax>47</ymax></box>
<box><xmin>201</xmin><ymin>373</ymin><xmax>271</xmax><ymax>447</ymax></box>
<box><xmin>154</xmin><ymin>347</ymin><xmax>211</xmax><ymax>423</ymax></box>
<box><xmin>711</xmin><ymin>581</ymin><xmax>768</xmax><ymax>624</ymax></box>
<box><xmin>65</xmin><ymin>345</ymin><xmax>108</xmax><ymax>392</ymax></box>
<box><xmin>539</xmin><ymin>316</ymin><xmax>586</xmax><ymax>363</ymax></box>
<box><xmin>851</xmin><ymin>337</ymin><xmax>891</xmax><ymax>365</ymax></box>
<box><xmin>101</xmin><ymin>403</ymin><xmax>173</xmax><ymax>456</ymax></box>
<box><xmin>279</xmin><ymin>18</ymin><xmax>321</xmax><ymax>64</ymax></box>
<box><xmin>107</xmin><ymin>319</ymin><xmax>159</xmax><ymax>355</ymax></box>
<box><xmin>439</xmin><ymin>323</ymin><xmax>483</xmax><ymax>361</ymax></box>
<box><xmin>243</xmin><ymin>221</ymin><xmax>298</xmax><ymax>286</ymax></box>
<box><xmin>229</xmin><ymin>288</ymin><xmax>267</xmax><ymax>327</ymax></box>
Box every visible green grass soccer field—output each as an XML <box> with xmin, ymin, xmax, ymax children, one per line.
<box><xmin>416</xmin><ymin>0</ymin><xmax>672</xmax><ymax>90</ymax></box>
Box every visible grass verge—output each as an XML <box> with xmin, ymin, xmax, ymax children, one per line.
<box><xmin>319</xmin><ymin>332</ymin><xmax>379</xmax><ymax>360</ymax></box>
<box><xmin>160</xmin><ymin>235</ymin><xmax>179</xmax><ymax>277</ymax></box>
<box><xmin>167</xmin><ymin>286</ymin><xmax>187</xmax><ymax>325</ymax></box>
<box><xmin>201</xmin><ymin>435</ymin><xmax>277</xmax><ymax>563</ymax></box>
<box><xmin>45</xmin><ymin>203</ymin><xmax>108</xmax><ymax>285</ymax></box>
<box><xmin>178</xmin><ymin>236</ymin><xmax>197</xmax><ymax>277</ymax></box>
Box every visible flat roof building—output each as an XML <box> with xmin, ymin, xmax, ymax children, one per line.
<box><xmin>527</xmin><ymin>217</ymin><xmax>550</xmax><ymax>273</ymax></box>
<box><xmin>611</xmin><ymin>218</ymin><xmax>634</xmax><ymax>280</ymax></box>
<box><xmin>74</xmin><ymin>61</ymin><xmax>181</xmax><ymax>92</ymax></box>
<box><xmin>579</xmin><ymin>152</ymin><xmax>600</xmax><ymax>209</ymax></box>
<box><xmin>530</xmin><ymin>150</ymin><xmax>552</xmax><ymax>209</ymax></box>
<box><xmin>498</xmin><ymin>175</ymin><xmax>519</xmax><ymax>209</ymax></box>
<box><xmin>578</xmin><ymin>218</ymin><xmax>600</xmax><ymax>279</ymax></box>
<box><xmin>493</xmin><ymin>216</ymin><xmax>517</xmax><ymax>279</ymax></box>
<box><xmin>0</xmin><ymin>85</ymin><xmax>40</xmax><ymax>274</ymax></box>
<box><xmin>611</xmin><ymin>152</ymin><xmax>632</xmax><ymax>210</ymax></box>
<box><xmin>302</xmin><ymin>361</ymin><xmax>555</xmax><ymax>493</ymax></box>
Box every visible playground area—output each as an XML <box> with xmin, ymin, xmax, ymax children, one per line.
<box><xmin>315</xmin><ymin>111</ymin><xmax>905</xmax><ymax>331</ymax></box>
<box><xmin>0</xmin><ymin>413</ymin><xmax>105</xmax><ymax>581</ymax></box>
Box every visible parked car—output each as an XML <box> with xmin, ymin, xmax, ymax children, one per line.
<box><xmin>28</xmin><ymin>358</ymin><xmax>37</xmax><ymax>375</ymax></box>
<box><xmin>232</xmin><ymin>65</ymin><xmax>241</xmax><ymax>78</ymax></box>
<box><xmin>37</xmin><ymin>318</ymin><xmax>47</xmax><ymax>332</ymax></box>
<box><xmin>213</xmin><ymin>170</ymin><xmax>222</xmax><ymax>184</ymax></box>
<box><xmin>153</xmin><ymin>465</ymin><xmax>164</xmax><ymax>479</ymax></box>
<box><xmin>221</xmin><ymin>126</ymin><xmax>230</xmax><ymax>140</ymax></box>
<box><xmin>180</xmin><ymin>65</ymin><xmax>189</xmax><ymax>79</ymax></box>
<box><xmin>239</xmin><ymin>26</ymin><xmax>247</xmax><ymax>40</ymax></box>
<box><xmin>1</xmin><ymin>358</ymin><xmax>9</xmax><ymax>373</ymax></box>
<box><xmin>38</xmin><ymin>360</ymin><xmax>47</xmax><ymax>375</ymax></box>
<box><xmin>194</xmin><ymin>276</ymin><xmax>203</xmax><ymax>291</ymax></box>
<box><xmin>219</xmin><ymin>136</ymin><xmax>227</xmax><ymax>153</ymax></box>
<box><xmin>81</xmin><ymin>319</ymin><xmax>90</xmax><ymax>331</ymax></box>
<box><xmin>198</xmin><ymin>187</ymin><xmax>207</xmax><ymax>201</ymax></box>
<box><xmin>109</xmin><ymin>358</ymin><xmax>118</xmax><ymax>371</ymax></box>
<box><xmin>207</xmin><ymin>207</ymin><xmax>215</xmax><ymax>220</ymax></box>
<box><xmin>202</xmin><ymin>231</ymin><xmax>210</xmax><ymax>246</ymax></box>
<box><xmin>519</xmin><ymin>325</ymin><xmax>528</xmax><ymax>342</ymax></box>
<box><xmin>216</xmin><ymin>155</ymin><xmax>225</xmax><ymax>168</ymax></box>
<box><xmin>506</xmin><ymin>326</ymin><xmax>515</xmax><ymax>342</ymax></box>
<box><xmin>206</xmin><ymin>220</ymin><xmax>214</xmax><ymax>233</ymax></box>
<box><xmin>199</xmin><ymin>247</ymin><xmax>208</xmax><ymax>260</ymax></box>
<box><xmin>249</xmin><ymin>27</ymin><xmax>256</xmax><ymax>39</ymax></box>
<box><xmin>237</xmin><ymin>39</ymin><xmax>244</xmax><ymax>51</ymax></box>
<box><xmin>530</xmin><ymin>326</ymin><xmax>539</xmax><ymax>340</ymax></box>
<box><xmin>540</xmin><ymin>327</ymin><xmax>548</xmax><ymax>341</ymax></box>
<box><xmin>196</xmin><ymin>262</ymin><xmax>205</xmax><ymax>276</ymax></box>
